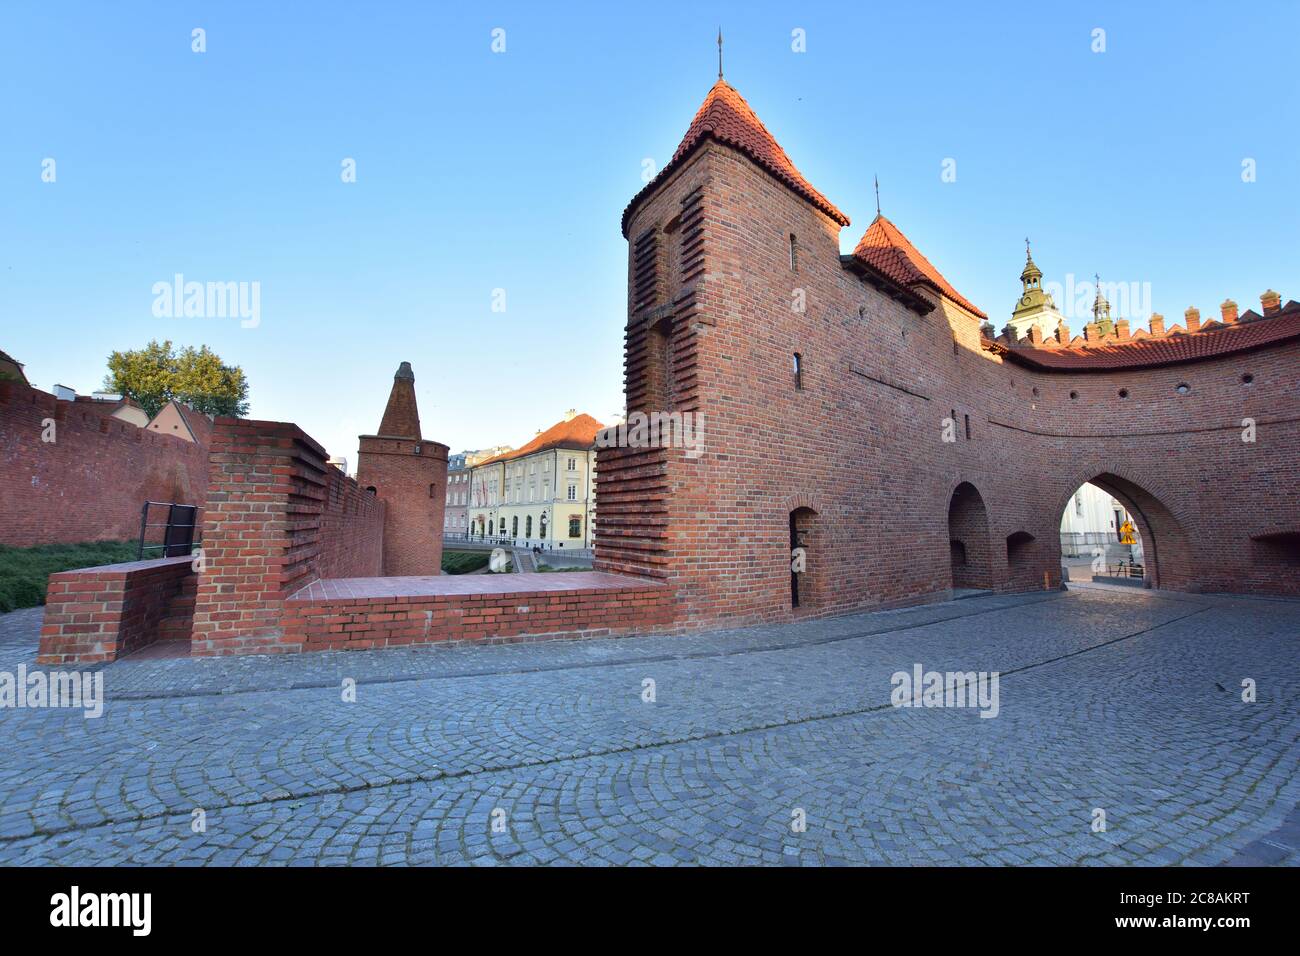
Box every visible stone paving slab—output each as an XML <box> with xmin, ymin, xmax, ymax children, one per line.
<box><xmin>0</xmin><ymin>587</ymin><xmax>1295</xmax><ymax>865</ymax></box>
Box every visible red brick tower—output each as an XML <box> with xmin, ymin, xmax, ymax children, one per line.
<box><xmin>357</xmin><ymin>362</ymin><xmax>448</xmax><ymax>576</ymax></box>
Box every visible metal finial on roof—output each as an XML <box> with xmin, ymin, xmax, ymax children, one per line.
<box><xmin>874</xmin><ymin>174</ymin><xmax>881</xmax><ymax>216</ymax></box>
<box><xmin>1025</xmin><ymin>237</ymin><xmax>1032</xmax><ymax>259</ymax></box>
<box><xmin>717</xmin><ymin>28</ymin><xmax>723</xmax><ymax>79</ymax></box>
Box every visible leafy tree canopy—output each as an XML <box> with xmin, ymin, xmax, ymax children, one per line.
<box><xmin>104</xmin><ymin>340</ymin><xmax>249</xmax><ymax>419</ymax></box>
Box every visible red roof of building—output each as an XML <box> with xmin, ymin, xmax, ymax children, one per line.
<box><xmin>174</xmin><ymin>401</ymin><xmax>214</xmax><ymax>444</ymax></box>
<box><xmin>852</xmin><ymin>214</ymin><xmax>988</xmax><ymax>319</ymax></box>
<box><xmin>622</xmin><ymin>79</ymin><xmax>850</xmax><ymax>236</ymax></box>
<box><xmin>475</xmin><ymin>413</ymin><xmax>606</xmax><ymax>467</ymax></box>
<box><xmin>989</xmin><ymin>302</ymin><xmax>1300</xmax><ymax>371</ymax></box>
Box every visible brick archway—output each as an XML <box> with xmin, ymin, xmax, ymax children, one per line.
<box><xmin>780</xmin><ymin>492</ymin><xmax>823</xmax><ymax>515</ymax></box>
<box><xmin>784</xmin><ymin>497</ymin><xmax>822</xmax><ymax>611</ymax></box>
<box><xmin>947</xmin><ymin>482</ymin><xmax>994</xmax><ymax>591</ymax></box>
<box><xmin>1051</xmin><ymin>467</ymin><xmax>1196</xmax><ymax>590</ymax></box>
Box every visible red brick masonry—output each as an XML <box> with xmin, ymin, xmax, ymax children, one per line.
<box><xmin>190</xmin><ymin>417</ymin><xmax>386</xmax><ymax>657</ymax></box>
<box><xmin>283</xmin><ymin>572</ymin><xmax>673</xmax><ymax>651</ymax></box>
<box><xmin>38</xmin><ymin>556</ymin><xmax>194</xmax><ymax>664</ymax></box>
<box><xmin>0</xmin><ymin>380</ymin><xmax>209</xmax><ymax>548</ymax></box>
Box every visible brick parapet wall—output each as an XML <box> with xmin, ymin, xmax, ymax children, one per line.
<box><xmin>281</xmin><ymin>581</ymin><xmax>673</xmax><ymax>652</ymax></box>
<box><xmin>190</xmin><ymin>418</ymin><xmax>385</xmax><ymax>656</ymax></box>
<box><xmin>0</xmin><ymin>380</ymin><xmax>209</xmax><ymax>547</ymax></box>
<box><xmin>320</xmin><ymin>465</ymin><xmax>385</xmax><ymax>579</ymax></box>
<box><xmin>37</xmin><ymin>555</ymin><xmax>193</xmax><ymax>664</ymax></box>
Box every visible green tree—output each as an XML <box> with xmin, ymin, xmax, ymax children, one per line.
<box><xmin>104</xmin><ymin>340</ymin><xmax>249</xmax><ymax>418</ymax></box>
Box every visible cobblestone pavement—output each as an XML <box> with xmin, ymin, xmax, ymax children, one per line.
<box><xmin>0</xmin><ymin>586</ymin><xmax>1296</xmax><ymax>866</ymax></box>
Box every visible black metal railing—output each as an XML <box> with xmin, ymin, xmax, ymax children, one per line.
<box><xmin>137</xmin><ymin>501</ymin><xmax>199</xmax><ymax>560</ymax></box>
<box><xmin>1106</xmin><ymin>562</ymin><xmax>1145</xmax><ymax>579</ymax></box>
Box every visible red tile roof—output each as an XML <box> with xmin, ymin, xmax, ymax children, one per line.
<box><xmin>622</xmin><ymin>80</ymin><xmax>849</xmax><ymax>236</ymax></box>
<box><xmin>852</xmin><ymin>215</ymin><xmax>988</xmax><ymax>319</ymax></box>
<box><xmin>989</xmin><ymin>302</ymin><xmax>1300</xmax><ymax>371</ymax></box>
<box><xmin>474</xmin><ymin>413</ymin><xmax>606</xmax><ymax>467</ymax></box>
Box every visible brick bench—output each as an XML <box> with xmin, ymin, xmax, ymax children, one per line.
<box><xmin>279</xmin><ymin>571</ymin><xmax>674</xmax><ymax>653</ymax></box>
<box><xmin>38</xmin><ymin>556</ymin><xmax>195</xmax><ymax>664</ymax></box>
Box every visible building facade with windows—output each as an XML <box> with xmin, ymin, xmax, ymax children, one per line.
<box><xmin>444</xmin><ymin>452</ymin><xmax>471</xmax><ymax>533</ymax></box>
<box><xmin>467</xmin><ymin>410</ymin><xmax>602</xmax><ymax>549</ymax></box>
<box><xmin>445</xmin><ymin>447</ymin><xmax>513</xmax><ymax>534</ymax></box>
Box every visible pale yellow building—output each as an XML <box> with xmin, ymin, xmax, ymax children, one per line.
<box><xmin>467</xmin><ymin>410</ymin><xmax>602</xmax><ymax>550</ymax></box>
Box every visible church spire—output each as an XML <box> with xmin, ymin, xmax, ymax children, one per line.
<box><xmin>1092</xmin><ymin>274</ymin><xmax>1114</xmax><ymax>336</ymax></box>
<box><xmin>1020</xmin><ymin>237</ymin><xmax>1043</xmax><ymax>286</ymax></box>
<box><xmin>1008</xmin><ymin>238</ymin><xmax>1062</xmax><ymax>339</ymax></box>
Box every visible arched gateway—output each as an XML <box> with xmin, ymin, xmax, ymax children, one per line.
<box><xmin>595</xmin><ymin>70</ymin><xmax>1300</xmax><ymax>627</ymax></box>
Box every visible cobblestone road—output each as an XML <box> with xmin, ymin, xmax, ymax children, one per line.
<box><xmin>0</xmin><ymin>586</ymin><xmax>1296</xmax><ymax>866</ymax></box>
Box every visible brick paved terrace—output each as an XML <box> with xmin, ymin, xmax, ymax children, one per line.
<box><xmin>0</xmin><ymin>585</ymin><xmax>1296</xmax><ymax>866</ymax></box>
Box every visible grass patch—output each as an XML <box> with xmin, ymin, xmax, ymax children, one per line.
<box><xmin>441</xmin><ymin>550</ymin><xmax>490</xmax><ymax>575</ymax></box>
<box><xmin>0</xmin><ymin>540</ymin><xmax>139</xmax><ymax>612</ymax></box>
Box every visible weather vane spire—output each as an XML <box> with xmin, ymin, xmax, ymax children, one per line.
<box><xmin>874</xmin><ymin>174</ymin><xmax>881</xmax><ymax>216</ymax></box>
<box><xmin>1025</xmin><ymin>236</ymin><xmax>1032</xmax><ymax>259</ymax></box>
<box><xmin>717</xmin><ymin>28</ymin><xmax>723</xmax><ymax>79</ymax></box>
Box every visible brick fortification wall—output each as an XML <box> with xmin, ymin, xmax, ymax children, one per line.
<box><xmin>190</xmin><ymin>418</ymin><xmax>384</xmax><ymax>656</ymax></box>
<box><xmin>0</xmin><ymin>380</ymin><xmax>209</xmax><ymax>547</ymax></box>
<box><xmin>38</xmin><ymin>555</ymin><xmax>194</xmax><ymax>664</ymax></box>
<box><xmin>187</xmin><ymin>415</ymin><xmax>665</xmax><ymax>658</ymax></box>
<box><xmin>599</xmin><ymin>108</ymin><xmax>1300</xmax><ymax>630</ymax></box>
<box><xmin>320</xmin><ymin>464</ymin><xmax>385</xmax><ymax>579</ymax></box>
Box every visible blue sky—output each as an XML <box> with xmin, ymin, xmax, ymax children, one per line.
<box><xmin>2</xmin><ymin>0</ymin><xmax>1296</xmax><ymax>467</ymax></box>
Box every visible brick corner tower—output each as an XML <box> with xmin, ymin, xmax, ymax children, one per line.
<box><xmin>357</xmin><ymin>361</ymin><xmax>448</xmax><ymax>576</ymax></box>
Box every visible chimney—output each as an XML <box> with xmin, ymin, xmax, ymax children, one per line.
<box><xmin>1056</xmin><ymin>320</ymin><xmax>1070</xmax><ymax>344</ymax></box>
<box><xmin>1085</xmin><ymin>322</ymin><xmax>1103</xmax><ymax>342</ymax></box>
<box><xmin>1220</xmin><ymin>299</ymin><xmax>1238</xmax><ymax>324</ymax></box>
<box><xmin>1149</xmin><ymin>313</ymin><xmax>1165</xmax><ymax>336</ymax></box>
<box><xmin>1185</xmin><ymin>307</ymin><xmax>1201</xmax><ymax>333</ymax></box>
<box><xmin>1001</xmin><ymin>323</ymin><xmax>1020</xmax><ymax>343</ymax></box>
<box><xmin>1116</xmin><ymin>318</ymin><xmax>1130</xmax><ymax>339</ymax></box>
<box><xmin>1261</xmin><ymin>289</ymin><xmax>1281</xmax><ymax>316</ymax></box>
<box><xmin>1027</xmin><ymin>324</ymin><xmax>1043</xmax><ymax>345</ymax></box>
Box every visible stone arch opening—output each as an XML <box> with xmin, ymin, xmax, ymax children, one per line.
<box><xmin>1005</xmin><ymin>531</ymin><xmax>1040</xmax><ymax>590</ymax></box>
<box><xmin>1251</xmin><ymin>532</ymin><xmax>1300</xmax><ymax>569</ymax></box>
<box><xmin>947</xmin><ymin>482</ymin><xmax>993</xmax><ymax>591</ymax></box>
<box><xmin>1056</xmin><ymin>472</ymin><xmax>1193</xmax><ymax>590</ymax></box>
<box><xmin>789</xmin><ymin>505</ymin><xmax>820</xmax><ymax>610</ymax></box>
